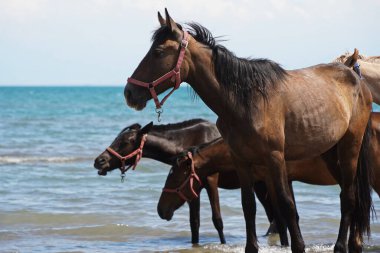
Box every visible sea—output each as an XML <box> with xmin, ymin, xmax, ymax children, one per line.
<box><xmin>0</xmin><ymin>86</ymin><xmax>379</xmax><ymax>253</ymax></box>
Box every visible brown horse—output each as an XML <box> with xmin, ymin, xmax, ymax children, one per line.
<box><xmin>93</xmin><ymin>119</ymin><xmax>227</xmax><ymax>244</ymax></box>
<box><xmin>157</xmin><ymin>112</ymin><xmax>380</xmax><ymax>245</ymax></box>
<box><xmin>123</xmin><ymin>9</ymin><xmax>373</xmax><ymax>253</ymax></box>
<box><xmin>335</xmin><ymin>49</ymin><xmax>380</xmax><ymax>105</ymax></box>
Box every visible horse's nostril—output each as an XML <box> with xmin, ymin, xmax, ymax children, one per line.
<box><xmin>99</xmin><ymin>158</ymin><xmax>106</xmax><ymax>164</ymax></box>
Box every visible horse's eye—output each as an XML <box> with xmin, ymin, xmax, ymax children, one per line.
<box><xmin>153</xmin><ymin>49</ymin><xmax>164</xmax><ymax>58</ymax></box>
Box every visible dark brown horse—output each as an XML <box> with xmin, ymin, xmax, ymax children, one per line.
<box><xmin>157</xmin><ymin>112</ymin><xmax>380</xmax><ymax>245</ymax></box>
<box><xmin>123</xmin><ymin>10</ymin><xmax>373</xmax><ymax>253</ymax></box>
<box><xmin>94</xmin><ymin>119</ymin><xmax>228</xmax><ymax>244</ymax></box>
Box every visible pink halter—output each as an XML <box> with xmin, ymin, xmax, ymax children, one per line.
<box><xmin>162</xmin><ymin>152</ymin><xmax>202</xmax><ymax>202</ymax></box>
<box><xmin>127</xmin><ymin>30</ymin><xmax>189</xmax><ymax>113</ymax></box>
<box><xmin>106</xmin><ymin>134</ymin><xmax>147</xmax><ymax>177</ymax></box>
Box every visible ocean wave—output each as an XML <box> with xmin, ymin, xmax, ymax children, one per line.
<box><xmin>0</xmin><ymin>156</ymin><xmax>88</xmax><ymax>164</ymax></box>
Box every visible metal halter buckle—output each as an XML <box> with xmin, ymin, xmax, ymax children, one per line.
<box><xmin>181</xmin><ymin>39</ymin><xmax>188</xmax><ymax>48</ymax></box>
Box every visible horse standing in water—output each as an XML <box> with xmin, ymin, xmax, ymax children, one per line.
<box><xmin>335</xmin><ymin>49</ymin><xmax>380</xmax><ymax>104</ymax></box>
<box><xmin>124</xmin><ymin>10</ymin><xmax>373</xmax><ymax>253</ymax></box>
<box><xmin>158</xmin><ymin>112</ymin><xmax>380</xmax><ymax>245</ymax></box>
<box><xmin>93</xmin><ymin>119</ymin><xmax>228</xmax><ymax>244</ymax></box>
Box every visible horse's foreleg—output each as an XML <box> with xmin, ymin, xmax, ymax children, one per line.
<box><xmin>232</xmin><ymin>156</ymin><xmax>258</xmax><ymax>253</ymax></box>
<box><xmin>253</xmin><ymin>181</ymin><xmax>279</xmax><ymax>236</ymax></box>
<box><xmin>205</xmin><ymin>173</ymin><xmax>226</xmax><ymax>244</ymax></box>
<box><xmin>288</xmin><ymin>182</ymin><xmax>300</xmax><ymax>230</ymax></box>
<box><xmin>266</xmin><ymin>151</ymin><xmax>305</xmax><ymax>253</ymax></box>
<box><xmin>240</xmin><ymin>184</ymin><xmax>258</xmax><ymax>253</ymax></box>
<box><xmin>188</xmin><ymin>195</ymin><xmax>201</xmax><ymax>244</ymax></box>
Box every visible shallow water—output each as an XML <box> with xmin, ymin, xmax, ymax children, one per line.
<box><xmin>0</xmin><ymin>86</ymin><xmax>379</xmax><ymax>253</ymax></box>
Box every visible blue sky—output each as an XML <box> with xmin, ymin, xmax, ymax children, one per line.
<box><xmin>0</xmin><ymin>0</ymin><xmax>379</xmax><ymax>85</ymax></box>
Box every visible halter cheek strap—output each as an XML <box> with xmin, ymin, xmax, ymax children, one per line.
<box><xmin>127</xmin><ymin>30</ymin><xmax>189</xmax><ymax>113</ymax></box>
<box><xmin>162</xmin><ymin>152</ymin><xmax>202</xmax><ymax>202</ymax></box>
<box><xmin>106</xmin><ymin>134</ymin><xmax>147</xmax><ymax>179</ymax></box>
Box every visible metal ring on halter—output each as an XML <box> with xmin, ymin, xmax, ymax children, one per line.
<box><xmin>155</xmin><ymin>108</ymin><xmax>163</xmax><ymax>122</ymax></box>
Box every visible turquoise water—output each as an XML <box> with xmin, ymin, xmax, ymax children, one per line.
<box><xmin>0</xmin><ymin>86</ymin><xmax>379</xmax><ymax>253</ymax></box>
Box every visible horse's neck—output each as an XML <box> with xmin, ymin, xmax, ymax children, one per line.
<box><xmin>194</xmin><ymin>139</ymin><xmax>232</xmax><ymax>176</ymax></box>
<box><xmin>143</xmin><ymin>130</ymin><xmax>183</xmax><ymax>165</ymax></box>
<box><xmin>359</xmin><ymin>60</ymin><xmax>380</xmax><ymax>104</ymax></box>
<box><xmin>186</xmin><ymin>43</ymin><xmax>235</xmax><ymax>119</ymax></box>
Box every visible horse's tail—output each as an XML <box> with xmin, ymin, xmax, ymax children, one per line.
<box><xmin>353</xmin><ymin>117</ymin><xmax>374</xmax><ymax>241</ymax></box>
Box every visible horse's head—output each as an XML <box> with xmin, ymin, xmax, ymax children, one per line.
<box><xmin>157</xmin><ymin>151</ymin><xmax>202</xmax><ymax>221</ymax></box>
<box><xmin>334</xmin><ymin>48</ymin><xmax>360</xmax><ymax>67</ymax></box>
<box><xmin>94</xmin><ymin>122</ymin><xmax>153</xmax><ymax>175</ymax></box>
<box><xmin>124</xmin><ymin>9</ymin><xmax>191</xmax><ymax>111</ymax></box>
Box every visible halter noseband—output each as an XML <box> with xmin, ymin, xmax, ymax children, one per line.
<box><xmin>106</xmin><ymin>134</ymin><xmax>147</xmax><ymax>178</ymax></box>
<box><xmin>127</xmin><ymin>30</ymin><xmax>189</xmax><ymax>120</ymax></box>
<box><xmin>162</xmin><ymin>152</ymin><xmax>202</xmax><ymax>202</ymax></box>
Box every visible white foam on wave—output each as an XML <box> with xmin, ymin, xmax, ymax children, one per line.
<box><xmin>203</xmin><ymin>243</ymin><xmax>334</xmax><ymax>253</ymax></box>
<box><xmin>0</xmin><ymin>156</ymin><xmax>87</xmax><ymax>164</ymax></box>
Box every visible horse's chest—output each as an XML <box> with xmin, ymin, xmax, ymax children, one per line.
<box><xmin>216</xmin><ymin>119</ymin><xmax>264</xmax><ymax>161</ymax></box>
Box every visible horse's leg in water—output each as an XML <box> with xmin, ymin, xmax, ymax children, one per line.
<box><xmin>334</xmin><ymin>137</ymin><xmax>359</xmax><ymax>253</ymax></box>
<box><xmin>264</xmin><ymin>177</ymin><xmax>289</xmax><ymax>246</ymax></box>
<box><xmin>335</xmin><ymin>126</ymin><xmax>369</xmax><ymax>253</ymax></box>
<box><xmin>265</xmin><ymin>151</ymin><xmax>305</xmax><ymax>252</ymax></box>
<box><xmin>254</xmin><ymin>181</ymin><xmax>280</xmax><ymax>236</ymax></box>
<box><xmin>205</xmin><ymin>173</ymin><xmax>226</xmax><ymax>244</ymax></box>
<box><xmin>188</xmin><ymin>194</ymin><xmax>201</xmax><ymax>244</ymax></box>
<box><xmin>288</xmin><ymin>181</ymin><xmax>300</xmax><ymax>230</ymax></box>
<box><xmin>231</xmin><ymin>155</ymin><xmax>259</xmax><ymax>253</ymax></box>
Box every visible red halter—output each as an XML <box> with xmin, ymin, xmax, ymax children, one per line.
<box><xmin>106</xmin><ymin>134</ymin><xmax>147</xmax><ymax>175</ymax></box>
<box><xmin>127</xmin><ymin>30</ymin><xmax>189</xmax><ymax>111</ymax></box>
<box><xmin>162</xmin><ymin>152</ymin><xmax>202</xmax><ymax>202</ymax></box>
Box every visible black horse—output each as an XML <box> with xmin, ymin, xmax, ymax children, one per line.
<box><xmin>94</xmin><ymin>119</ymin><xmax>228</xmax><ymax>244</ymax></box>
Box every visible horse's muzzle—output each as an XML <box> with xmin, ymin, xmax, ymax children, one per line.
<box><xmin>157</xmin><ymin>206</ymin><xmax>173</xmax><ymax>221</ymax></box>
<box><xmin>94</xmin><ymin>157</ymin><xmax>110</xmax><ymax>176</ymax></box>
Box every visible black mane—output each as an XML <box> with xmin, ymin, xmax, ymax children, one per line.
<box><xmin>174</xmin><ymin>137</ymin><xmax>223</xmax><ymax>160</ymax></box>
<box><xmin>118</xmin><ymin>123</ymin><xmax>142</xmax><ymax>135</ymax></box>
<box><xmin>186</xmin><ymin>23</ymin><xmax>287</xmax><ymax>107</ymax></box>
<box><xmin>152</xmin><ymin>118</ymin><xmax>210</xmax><ymax>131</ymax></box>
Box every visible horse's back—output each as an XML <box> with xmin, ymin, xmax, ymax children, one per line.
<box><xmin>277</xmin><ymin>63</ymin><xmax>367</xmax><ymax>159</ymax></box>
<box><xmin>168</xmin><ymin>119</ymin><xmax>220</xmax><ymax>147</ymax></box>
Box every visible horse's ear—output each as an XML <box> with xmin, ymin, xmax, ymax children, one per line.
<box><xmin>129</xmin><ymin>123</ymin><xmax>141</xmax><ymax>130</ymax></box>
<box><xmin>140</xmin><ymin>121</ymin><xmax>153</xmax><ymax>134</ymax></box>
<box><xmin>158</xmin><ymin>11</ymin><xmax>166</xmax><ymax>26</ymax></box>
<box><xmin>353</xmin><ymin>48</ymin><xmax>359</xmax><ymax>61</ymax></box>
<box><xmin>344</xmin><ymin>48</ymin><xmax>360</xmax><ymax>68</ymax></box>
<box><xmin>165</xmin><ymin>8</ymin><xmax>179</xmax><ymax>32</ymax></box>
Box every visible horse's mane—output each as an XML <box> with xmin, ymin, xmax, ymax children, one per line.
<box><xmin>174</xmin><ymin>137</ymin><xmax>224</xmax><ymax>160</ymax></box>
<box><xmin>334</xmin><ymin>51</ymin><xmax>380</xmax><ymax>64</ymax></box>
<box><xmin>152</xmin><ymin>118</ymin><xmax>210</xmax><ymax>131</ymax></box>
<box><xmin>118</xmin><ymin>123</ymin><xmax>141</xmax><ymax>135</ymax></box>
<box><xmin>187</xmin><ymin>23</ymin><xmax>288</xmax><ymax>107</ymax></box>
<box><xmin>152</xmin><ymin>23</ymin><xmax>288</xmax><ymax>110</ymax></box>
